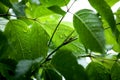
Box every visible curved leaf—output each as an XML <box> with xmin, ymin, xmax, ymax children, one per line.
<box><xmin>42</xmin><ymin>23</ymin><xmax>85</xmax><ymax>56</ymax></box>
<box><xmin>73</xmin><ymin>9</ymin><xmax>105</xmax><ymax>53</ymax></box>
<box><xmin>88</xmin><ymin>0</ymin><xmax>116</xmax><ymax>34</ymax></box>
<box><xmin>105</xmin><ymin>0</ymin><xmax>119</xmax><ymax>6</ymax></box>
<box><xmin>40</xmin><ymin>0</ymin><xmax>70</xmax><ymax>7</ymax></box>
<box><xmin>51</xmin><ymin>49</ymin><xmax>88</xmax><ymax>80</ymax></box>
<box><xmin>4</xmin><ymin>20</ymin><xmax>49</xmax><ymax>61</ymax></box>
<box><xmin>116</xmin><ymin>8</ymin><xmax>120</xmax><ymax>32</ymax></box>
<box><xmin>105</xmin><ymin>28</ymin><xmax>120</xmax><ymax>52</ymax></box>
<box><xmin>0</xmin><ymin>2</ymin><xmax>9</xmax><ymax>19</ymax></box>
<box><xmin>48</xmin><ymin>6</ymin><xmax>66</xmax><ymax>16</ymax></box>
<box><xmin>111</xmin><ymin>62</ymin><xmax>120</xmax><ymax>80</ymax></box>
<box><xmin>86</xmin><ymin>62</ymin><xmax>111</xmax><ymax>80</ymax></box>
<box><xmin>26</xmin><ymin>5</ymin><xmax>54</xmax><ymax>18</ymax></box>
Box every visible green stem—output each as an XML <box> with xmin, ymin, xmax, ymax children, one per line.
<box><xmin>48</xmin><ymin>0</ymin><xmax>76</xmax><ymax>46</ymax></box>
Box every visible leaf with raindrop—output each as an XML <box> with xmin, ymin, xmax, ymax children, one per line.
<box><xmin>4</xmin><ymin>19</ymin><xmax>49</xmax><ymax>61</ymax></box>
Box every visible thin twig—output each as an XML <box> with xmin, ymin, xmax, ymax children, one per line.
<box><xmin>47</xmin><ymin>15</ymin><xmax>65</xmax><ymax>46</ymax></box>
<box><xmin>67</xmin><ymin>0</ymin><xmax>76</xmax><ymax>12</ymax></box>
<box><xmin>42</xmin><ymin>31</ymin><xmax>78</xmax><ymax>65</ymax></box>
<box><xmin>48</xmin><ymin>0</ymin><xmax>77</xmax><ymax>46</ymax></box>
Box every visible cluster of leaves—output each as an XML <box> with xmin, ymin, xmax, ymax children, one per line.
<box><xmin>0</xmin><ymin>0</ymin><xmax>120</xmax><ymax>80</ymax></box>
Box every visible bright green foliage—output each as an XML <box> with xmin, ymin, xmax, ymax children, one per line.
<box><xmin>4</xmin><ymin>20</ymin><xmax>49</xmax><ymax>60</ymax></box>
<box><xmin>42</xmin><ymin>23</ymin><xmax>85</xmax><ymax>56</ymax></box>
<box><xmin>88</xmin><ymin>0</ymin><xmax>116</xmax><ymax>34</ymax></box>
<box><xmin>86</xmin><ymin>62</ymin><xmax>111</xmax><ymax>80</ymax></box>
<box><xmin>111</xmin><ymin>61</ymin><xmax>120</xmax><ymax>80</ymax></box>
<box><xmin>105</xmin><ymin>0</ymin><xmax>119</xmax><ymax>6</ymax></box>
<box><xmin>73</xmin><ymin>9</ymin><xmax>105</xmax><ymax>53</ymax></box>
<box><xmin>0</xmin><ymin>0</ymin><xmax>120</xmax><ymax>80</ymax></box>
<box><xmin>52</xmin><ymin>49</ymin><xmax>88</xmax><ymax>80</ymax></box>
<box><xmin>48</xmin><ymin>6</ymin><xmax>66</xmax><ymax>16</ymax></box>
<box><xmin>40</xmin><ymin>0</ymin><xmax>70</xmax><ymax>7</ymax></box>
<box><xmin>104</xmin><ymin>28</ymin><xmax>120</xmax><ymax>52</ymax></box>
<box><xmin>116</xmin><ymin>8</ymin><xmax>120</xmax><ymax>31</ymax></box>
<box><xmin>26</xmin><ymin>5</ymin><xmax>54</xmax><ymax>18</ymax></box>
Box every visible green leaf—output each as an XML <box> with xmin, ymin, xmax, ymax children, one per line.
<box><xmin>105</xmin><ymin>28</ymin><xmax>120</xmax><ymax>52</ymax></box>
<box><xmin>116</xmin><ymin>8</ymin><xmax>120</xmax><ymax>49</ymax></box>
<box><xmin>111</xmin><ymin>61</ymin><xmax>120</xmax><ymax>80</ymax></box>
<box><xmin>0</xmin><ymin>0</ymin><xmax>12</xmax><ymax>8</ymax></box>
<box><xmin>88</xmin><ymin>0</ymin><xmax>116</xmax><ymax>34</ymax></box>
<box><xmin>42</xmin><ymin>22</ymin><xmax>85</xmax><ymax>56</ymax></box>
<box><xmin>4</xmin><ymin>19</ymin><xmax>49</xmax><ymax>61</ymax></box>
<box><xmin>39</xmin><ymin>14</ymin><xmax>85</xmax><ymax>55</ymax></box>
<box><xmin>86</xmin><ymin>62</ymin><xmax>111</xmax><ymax>80</ymax></box>
<box><xmin>116</xmin><ymin>8</ymin><xmax>120</xmax><ymax>32</ymax></box>
<box><xmin>0</xmin><ymin>2</ymin><xmax>9</xmax><ymax>19</ymax></box>
<box><xmin>51</xmin><ymin>49</ymin><xmax>88</xmax><ymax>80</ymax></box>
<box><xmin>42</xmin><ymin>69</ymin><xmax>62</xmax><ymax>80</ymax></box>
<box><xmin>105</xmin><ymin>0</ymin><xmax>119</xmax><ymax>6</ymax></box>
<box><xmin>48</xmin><ymin>6</ymin><xmax>66</xmax><ymax>16</ymax></box>
<box><xmin>40</xmin><ymin>0</ymin><xmax>70</xmax><ymax>7</ymax></box>
<box><xmin>73</xmin><ymin>9</ymin><xmax>105</xmax><ymax>53</ymax></box>
<box><xmin>26</xmin><ymin>5</ymin><xmax>54</xmax><ymax>18</ymax></box>
<box><xmin>0</xmin><ymin>31</ymin><xmax>8</xmax><ymax>57</ymax></box>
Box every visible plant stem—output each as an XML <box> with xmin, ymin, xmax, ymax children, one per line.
<box><xmin>41</xmin><ymin>31</ymin><xmax>78</xmax><ymax>65</ymax></box>
<box><xmin>48</xmin><ymin>0</ymin><xmax>76</xmax><ymax>46</ymax></box>
<box><xmin>47</xmin><ymin>15</ymin><xmax>65</xmax><ymax>46</ymax></box>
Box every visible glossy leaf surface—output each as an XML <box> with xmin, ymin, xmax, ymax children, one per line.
<box><xmin>42</xmin><ymin>22</ymin><xmax>85</xmax><ymax>56</ymax></box>
<box><xmin>48</xmin><ymin>6</ymin><xmax>66</xmax><ymax>16</ymax></box>
<box><xmin>73</xmin><ymin>9</ymin><xmax>105</xmax><ymax>53</ymax></box>
<box><xmin>88</xmin><ymin>0</ymin><xmax>116</xmax><ymax>33</ymax></box>
<box><xmin>4</xmin><ymin>20</ymin><xmax>49</xmax><ymax>60</ymax></box>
